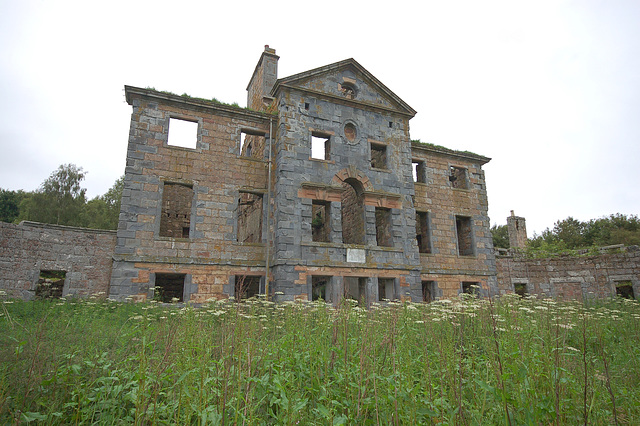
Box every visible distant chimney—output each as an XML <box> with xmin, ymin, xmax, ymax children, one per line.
<box><xmin>507</xmin><ymin>211</ymin><xmax>527</xmax><ymax>249</ymax></box>
<box><xmin>246</xmin><ymin>45</ymin><xmax>279</xmax><ymax>111</ymax></box>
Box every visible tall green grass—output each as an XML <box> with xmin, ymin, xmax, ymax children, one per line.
<box><xmin>1</xmin><ymin>294</ymin><xmax>639</xmax><ymax>424</ymax></box>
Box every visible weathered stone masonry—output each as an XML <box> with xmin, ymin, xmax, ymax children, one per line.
<box><xmin>0</xmin><ymin>221</ymin><xmax>116</xmax><ymax>299</ymax></box>
<box><xmin>0</xmin><ymin>46</ymin><xmax>502</xmax><ymax>303</ymax></box>
<box><xmin>496</xmin><ymin>248</ymin><xmax>640</xmax><ymax>300</ymax></box>
<box><xmin>495</xmin><ymin>213</ymin><xmax>640</xmax><ymax>300</ymax></box>
<box><xmin>108</xmin><ymin>46</ymin><xmax>499</xmax><ymax>303</ymax></box>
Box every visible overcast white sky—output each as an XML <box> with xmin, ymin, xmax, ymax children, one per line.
<box><xmin>1</xmin><ymin>0</ymin><xmax>639</xmax><ymax>235</ymax></box>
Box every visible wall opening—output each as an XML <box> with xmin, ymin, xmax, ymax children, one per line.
<box><xmin>456</xmin><ymin>216</ymin><xmax>474</xmax><ymax>256</ymax></box>
<box><xmin>312</xmin><ymin>201</ymin><xmax>331</xmax><ymax>242</ymax></box>
<box><xmin>167</xmin><ymin>118</ymin><xmax>198</xmax><ymax>149</ymax></box>
<box><xmin>345</xmin><ymin>277</ymin><xmax>367</xmax><ymax>304</ymax></box>
<box><xmin>416</xmin><ymin>211</ymin><xmax>432</xmax><ymax>254</ymax></box>
<box><xmin>370</xmin><ymin>142</ymin><xmax>387</xmax><ymax>169</ymax></box>
<box><xmin>339</xmin><ymin>82</ymin><xmax>357</xmax><ymax>99</ymax></box>
<box><xmin>378</xmin><ymin>278</ymin><xmax>395</xmax><ymax>301</ymax></box>
<box><xmin>412</xmin><ymin>160</ymin><xmax>426</xmax><ymax>183</ymax></box>
<box><xmin>35</xmin><ymin>270</ymin><xmax>66</xmax><ymax>299</ymax></box>
<box><xmin>237</xmin><ymin>192</ymin><xmax>263</xmax><ymax>243</ymax></box>
<box><xmin>311</xmin><ymin>132</ymin><xmax>330</xmax><ymax>160</ymax></box>
<box><xmin>375</xmin><ymin>207</ymin><xmax>392</xmax><ymax>247</ymax></box>
<box><xmin>235</xmin><ymin>275</ymin><xmax>261</xmax><ymax>301</ymax></box>
<box><xmin>240</xmin><ymin>130</ymin><xmax>266</xmax><ymax>158</ymax></box>
<box><xmin>341</xmin><ymin>179</ymin><xmax>365</xmax><ymax>245</ymax></box>
<box><xmin>422</xmin><ymin>280</ymin><xmax>436</xmax><ymax>303</ymax></box>
<box><xmin>155</xmin><ymin>273</ymin><xmax>185</xmax><ymax>303</ymax></box>
<box><xmin>312</xmin><ymin>276</ymin><xmax>331</xmax><ymax>302</ymax></box>
<box><xmin>514</xmin><ymin>282</ymin><xmax>527</xmax><ymax>297</ymax></box>
<box><xmin>616</xmin><ymin>281</ymin><xmax>635</xmax><ymax>299</ymax></box>
<box><xmin>449</xmin><ymin>166</ymin><xmax>468</xmax><ymax>189</ymax></box>
<box><xmin>160</xmin><ymin>183</ymin><xmax>193</xmax><ymax>238</ymax></box>
<box><xmin>462</xmin><ymin>281</ymin><xmax>480</xmax><ymax>296</ymax></box>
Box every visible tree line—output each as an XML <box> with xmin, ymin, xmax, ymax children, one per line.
<box><xmin>0</xmin><ymin>164</ymin><xmax>123</xmax><ymax>230</ymax></box>
<box><xmin>492</xmin><ymin>213</ymin><xmax>640</xmax><ymax>250</ymax></box>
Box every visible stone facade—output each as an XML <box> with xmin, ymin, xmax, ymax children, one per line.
<box><xmin>0</xmin><ymin>221</ymin><xmax>116</xmax><ymax>299</ymax></box>
<box><xmin>108</xmin><ymin>46</ymin><xmax>498</xmax><ymax>303</ymax></box>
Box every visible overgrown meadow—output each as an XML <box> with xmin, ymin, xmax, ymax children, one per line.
<box><xmin>1</xmin><ymin>294</ymin><xmax>639</xmax><ymax>425</ymax></box>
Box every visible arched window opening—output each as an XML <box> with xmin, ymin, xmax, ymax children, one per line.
<box><xmin>341</xmin><ymin>178</ymin><xmax>365</xmax><ymax>245</ymax></box>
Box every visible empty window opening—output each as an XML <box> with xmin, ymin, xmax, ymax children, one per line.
<box><xmin>304</xmin><ymin>102</ymin><xmax>310</xmax><ymax>110</ymax></box>
<box><xmin>155</xmin><ymin>273</ymin><xmax>185</xmax><ymax>303</ymax></box>
<box><xmin>416</xmin><ymin>211</ymin><xmax>432</xmax><ymax>254</ymax></box>
<box><xmin>345</xmin><ymin>277</ymin><xmax>367</xmax><ymax>304</ymax></box>
<box><xmin>237</xmin><ymin>192</ymin><xmax>263</xmax><ymax>243</ymax></box>
<box><xmin>370</xmin><ymin>143</ymin><xmax>387</xmax><ymax>169</ymax></box>
<box><xmin>378</xmin><ymin>278</ymin><xmax>395</xmax><ymax>301</ymax></box>
<box><xmin>339</xmin><ymin>82</ymin><xmax>356</xmax><ymax>99</ymax></box>
<box><xmin>375</xmin><ymin>207</ymin><xmax>393</xmax><ymax>247</ymax></box>
<box><xmin>35</xmin><ymin>270</ymin><xmax>66</xmax><ymax>299</ymax></box>
<box><xmin>168</xmin><ymin>118</ymin><xmax>198</xmax><ymax>149</ymax></box>
<box><xmin>449</xmin><ymin>166</ymin><xmax>468</xmax><ymax>189</ymax></box>
<box><xmin>422</xmin><ymin>281</ymin><xmax>436</xmax><ymax>303</ymax></box>
<box><xmin>388</xmin><ymin>121</ymin><xmax>393</xmax><ymax>128</ymax></box>
<box><xmin>235</xmin><ymin>275</ymin><xmax>261</xmax><ymax>301</ymax></box>
<box><xmin>312</xmin><ymin>201</ymin><xmax>331</xmax><ymax>242</ymax></box>
<box><xmin>312</xmin><ymin>276</ymin><xmax>331</xmax><ymax>301</ymax></box>
<box><xmin>456</xmin><ymin>216</ymin><xmax>474</xmax><ymax>256</ymax></box>
<box><xmin>412</xmin><ymin>160</ymin><xmax>426</xmax><ymax>183</ymax></box>
<box><xmin>311</xmin><ymin>132</ymin><xmax>330</xmax><ymax>160</ymax></box>
<box><xmin>514</xmin><ymin>282</ymin><xmax>527</xmax><ymax>297</ymax></box>
<box><xmin>462</xmin><ymin>281</ymin><xmax>480</xmax><ymax>296</ymax></box>
<box><xmin>240</xmin><ymin>130</ymin><xmax>266</xmax><ymax>158</ymax></box>
<box><xmin>341</xmin><ymin>179</ymin><xmax>365</xmax><ymax>245</ymax></box>
<box><xmin>160</xmin><ymin>183</ymin><xmax>193</xmax><ymax>238</ymax></box>
<box><xmin>616</xmin><ymin>281</ymin><xmax>635</xmax><ymax>299</ymax></box>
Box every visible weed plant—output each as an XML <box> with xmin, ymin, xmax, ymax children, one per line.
<box><xmin>1</xmin><ymin>294</ymin><xmax>639</xmax><ymax>424</ymax></box>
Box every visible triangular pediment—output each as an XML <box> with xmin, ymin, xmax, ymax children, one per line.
<box><xmin>271</xmin><ymin>59</ymin><xmax>416</xmax><ymax>117</ymax></box>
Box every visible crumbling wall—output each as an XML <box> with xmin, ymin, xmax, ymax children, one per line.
<box><xmin>496</xmin><ymin>247</ymin><xmax>640</xmax><ymax>300</ymax></box>
<box><xmin>507</xmin><ymin>211</ymin><xmax>527</xmax><ymax>249</ymax></box>
<box><xmin>0</xmin><ymin>221</ymin><xmax>116</xmax><ymax>299</ymax></box>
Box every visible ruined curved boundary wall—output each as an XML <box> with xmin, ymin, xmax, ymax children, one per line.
<box><xmin>0</xmin><ymin>221</ymin><xmax>116</xmax><ymax>299</ymax></box>
<box><xmin>496</xmin><ymin>247</ymin><xmax>640</xmax><ymax>300</ymax></box>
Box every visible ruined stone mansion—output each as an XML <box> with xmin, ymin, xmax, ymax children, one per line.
<box><xmin>2</xmin><ymin>47</ymin><xmax>636</xmax><ymax>303</ymax></box>
<box><xmin>108</xmin><ymin>45</ymin><xmax>496</xmax><ymax>304</ymax></box>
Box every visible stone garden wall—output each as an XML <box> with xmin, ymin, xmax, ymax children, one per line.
<box><xmin>0</xmin><ymin>221</ymin><xmax>116</xmax><ymax>299</ymax></box>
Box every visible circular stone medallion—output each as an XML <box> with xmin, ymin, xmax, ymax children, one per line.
<box><xmin>344</xmin><ymin>122</ymin><xmax>357</xmax><ymax>143</ymax></box>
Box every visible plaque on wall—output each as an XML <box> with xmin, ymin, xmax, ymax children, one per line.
<box><xmin>346</xmin><ymin>248</ymin><xmax>365</xmax><ymax>263</ymax></box>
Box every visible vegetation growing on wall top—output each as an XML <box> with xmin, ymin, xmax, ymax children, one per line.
<box><xmin>411</xmin><ymin>139</ymin><xmax>481</xmax><ymax>157</ymax></box>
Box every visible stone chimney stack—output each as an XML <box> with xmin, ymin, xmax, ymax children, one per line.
<box><xmin>246</xmin><ymin>45</ymin><xmax>279</xmax><ymax>111</ymax></box>
<box><xmin>507</xmin><ymin>210</ymin><xmax>527</xmax><ymax>249</ymax></box>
